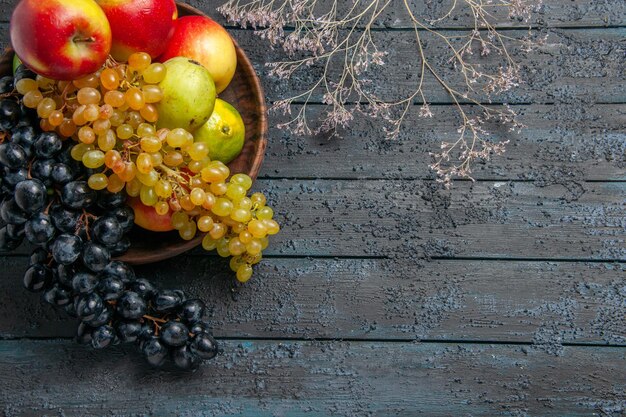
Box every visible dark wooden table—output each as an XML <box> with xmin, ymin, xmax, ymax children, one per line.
<box><xmin>1</xmin><ymin>1</ymin><xmax>625</xmax><ymax>415</ymax></box>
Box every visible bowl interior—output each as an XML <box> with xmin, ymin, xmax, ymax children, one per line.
<box><xmin>0</xmin><ymin>2</ymin><xmax>267</xmax><ymax>265</ymax></box>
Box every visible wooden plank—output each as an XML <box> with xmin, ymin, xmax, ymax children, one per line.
<box><xmin>1</xmin><ymin>256</ymin><xmax>625</xmax><ymax>347</ymax></box>
<box><xmin>261</xmin><ymin>104</ymin><xmax>626</xmax><ymax>181</ymax></box>
<box><xmin>203</xmin><ymin>0</ymin><xmax>626</xmax><ymax>29</ymax></box>
<box><xmin>1</xmin><ymin>0</ymin><xmax>626</xmax><ymax>28</ymax></box>
<box><xmin>0</xmin><ymin>27</ymin><xmax>624</xmax><ymax>105</ymax></box>
<box><xmin>4</xmin><ymin>180</ymin><xmax>625</xmax><ymax>259</ymax></box>
<box><xmin>0</xmin><ymin>339</ymin><xmax>623</xmax><ymax>416</ymax></box>
<box><xmin>247</xmin><ymin>180</ymin><xmax>625</xmax><ymax>260</ymax></box>
<box><xmin>232</xmin><ymin>28</ymin><xmax>626</xmax><ymax>104</ymax></box>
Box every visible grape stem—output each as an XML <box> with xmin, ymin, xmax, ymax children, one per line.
<box><xmin>143</xmin><ymin>314</ymin><xmax>167</xmax><ymax>324</ymax></box>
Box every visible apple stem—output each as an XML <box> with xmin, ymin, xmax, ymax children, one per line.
<box><xmin>73</xmin><ymin>35</ymin><xmax>96</xmax><ymax>44</ymax></box>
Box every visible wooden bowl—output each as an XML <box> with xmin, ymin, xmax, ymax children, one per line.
<box><xmin>0</xmin><ymin>3</ymin><xmax>267</xmax><ymax>265</ymax></box>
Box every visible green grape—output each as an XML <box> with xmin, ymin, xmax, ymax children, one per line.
<box><xmin>236</xmin><ymin>264</ymin><xmax>253</xmax><ymax>283</ymax></box>
<box><xmin>256</xmin><ymin>206</ymin><xmax>274</xmax><ymax>220</ymax></box>
<box><xmin>226</xmin><ymin>183</ymin><xmax>246</xmax><ymax>201</ymax></box>
<box><xmin>212</xmin><ymin>198</ymin><xmax>234</xmax><ymax>217</ymax></box>
<box><xmin>228</xmin><ymin>237</ymin><xmax>246</xmax><ymax>256</ymax></box>
<box><xmin>171</xmin><ymin>212</ymin><xmax>189</xmax><ymax>230</ymax></box>
<box><xmin>139</xmin><ymin>185</ymin><xmax>158</xmax><ymax>206</ymax></box>
<box><xmin>88</xmin><ymin>173</ymin><xmax>108</xmax><ymax>190</ymax></box>
<box><xmin>230</xmin><ymin>173</ymin><xmax>253</xmax><ymax>190</ymax></box>
<box><xmin>179</xmin><ymin>221</ymin><xmax>197</xmax><ymax>241</ymax></box>
<box><xmin>202</xmin><ymin>234</ymin><xmax>218</xmax><ymax>251</ymax></box>
<box><xmin>230</xmin><ymin>208</ymin><xmax>251</xmax><ymax>223</ymax></box>
<box><xmin>82</xmin><ymin>150</ymin><xmax>105</xmax><ymax>169</ymax></box>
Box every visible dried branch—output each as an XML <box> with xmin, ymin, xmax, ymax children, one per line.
<box><xmin>219</xmin><ymin>0</ymin><xmax>544</xmax><ymax>187</ymax></box>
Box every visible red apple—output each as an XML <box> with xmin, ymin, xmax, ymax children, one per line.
<box><xmin>10</xmin><ymin>0</ymin><xmax>112</xmax><ymax>81</ymax></box>
<box><xmin>158</xmin><ymin>15</ymin><xmax>237</xmax><ymax>93</ymax></box>
<box><xmin>128</xmin><ymin>197</ymin><xmax>174</xmax><ymax>232</ymax></box>
<box><xmin>96</xmin><ymin>0</ymin><xmax>177</xmax><ymax>62</ymax></box>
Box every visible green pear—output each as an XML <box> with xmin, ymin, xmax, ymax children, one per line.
<box><xmin>156</xmin><ymin>57</ymin><xmax>216</xmax><ymax>132</ymax></box>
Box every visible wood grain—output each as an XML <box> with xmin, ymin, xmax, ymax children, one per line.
<box><xmin>1</xmin><ymin>256</ymin><xmax>624</xmax><ymax>346</ymax></box>
<box><xmin>173</xmin><ymin>0</ymin><xmax>626</xmax><ymax>29</ymax></box>
<box><xmin>4</xmin><ymin>180</ymin><xmax>624</xmax><ymax>260</ymax></box>
<box><xmin>233</xmin><ymin>28</ymin><xmax>626</xmax><ymax>104</ymax></box>
<box><xmin>245</xmin><ymin>180</ymin><xmax>624</xmax><ymax>260</ymax></box>
<box><xmin>0</xmin><ymin>339</ymin><xmax>624</xmax><ymax>416</ymax></box>
<box><xmin>261</xmin><ymin>104</ymin><xmax>626</xmax><ymax>181</ymax></box>
<box><xmin>1</xmin><ymin>0</ymin><xmax>626</xmax><ymax>28</ymax></box>
<box><xmin>0</xmin><ymin>27</ymin><xmax>624</xmax><ymax>105</ymax></box>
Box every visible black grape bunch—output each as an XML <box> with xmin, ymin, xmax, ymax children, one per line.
<box><xmin>0</xmin><ymin>66</ymin><xmax>219</xmax><ymax>370</ymax></box>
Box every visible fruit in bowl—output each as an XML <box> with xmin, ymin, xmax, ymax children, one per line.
<box><xmin>3</xmin><ymin>1</ymin><xmax>272</xmax><ymax>269</ymax></box>
<box><xmin>159</xmin><ymin>15</ymin><xmax>237</xmax><ymax>93</ymax></box>
<box><xmin>10</xmin><ymin>0</ymin><xmax>112</xmax><ymax>80</ymax></box>
<box><xmin>1</xmin><ymin>0</ymin><xmax>277</xmax><ymax>372</ymax></box>
<box><xmin>95</xmin><ymin>0</ymin><xmax>178</xmax><ymax>62</ymax></box>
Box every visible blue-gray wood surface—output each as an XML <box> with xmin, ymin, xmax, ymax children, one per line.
<box><xmin>0</xmin><ymin>0</ymin><xmax>625</xmax><ymax>416</ymax></box>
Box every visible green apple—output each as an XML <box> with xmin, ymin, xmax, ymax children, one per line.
<box><xmin>156</xmin><ymin>57</ymin><xmax>216</xmax><ymax>132</ymax></box>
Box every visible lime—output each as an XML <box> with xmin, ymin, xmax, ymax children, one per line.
<box><xmin>193</xmin><ymin>98</ymin><xmax>245</xmax><ymax>164</ymax></box>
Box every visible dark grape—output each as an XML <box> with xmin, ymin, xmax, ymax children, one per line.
<box><xmin>190</xmin><ymin>321</ymin><xmax>211</xmax><ymax>336</ymax></box>
<box><xmin>82</xmin><ymin>242</ymin><xmax>110</xmax><ymax>272</ymax></box>
<box><xmin>76</xmin><ymin>322</ymin><xmax>94</xmax><ymax>345</ymax></box>
<box><xmin>0</xmin><ymin>198</ymin><xmax>28</xmax><ymax>225</ymax></box>
<box><xmin>24</xmin><ymin>212</ymin><xmax>55</xmax><ymax>245</ymax></box>
<box><xmin>116</xmin><ymin>291</ymin><xmax>146</xmax><ymax>320</ymax></box>
<box><xmin>23</xmin><ymin>264</ymin><xmax>52</xmax><ymax>292</ymax></box>
<box><xmin>75</xmin><ymin>292</ymin><xmax>104</xmax><ymax>322</ymax></box>
<box><xmin>71</xmin><ymin>271</ymin><xmax>98</xmax><ymax>294</ymax></box>
<box><xmin>56</xmin><ymin>263</ymin><xmax>76</xmax><ymax>287</ymax></box>
<box><xmin>153</xmin><ymin>290</ymin><xmax>183</xmax><ymax>313</ymax></box>
<box><xmin>160</xmin><ymin>321</ymin><xmax>189</xmax><ymax>347</ymax></box>
<box><xmin>2</xmin><ymin>167</ymin><xmax>28</xmax><ymax>188</ymax></box>
<box><xmin>86</xmin><ymin>305</ymin><xmax>112</xmax><ymax>327</ymax></box>
<box><xmin>129</xmin><ymin>278</ymin><xmax>156</xmax><ymax>299</ymax></box>
<box><xmin>0</xmin><ymin>76</ymin><xmax>13</xmax><ymax>94</ymax></box>
<box><xmin>61</xmin><ymin>181</ymin><xmax>96</xmax><ymax>209</ymax></box>
<box><xmin>14</xmin><ymin>65</ymin><xmax>36</xmax><ymax>83</ymax></box>
<box><xmin>172</xmin><ymin>345</ymin><xmax>200</xmax><ymax>370</ymax></box>
<box><xmin>30</xmin><ymin>158</ymin><xmax>54</xmax><ymax>184</ymax></box>
<box><xmin>189</xmin><ymin>333</ymin><xmax>219</xmax><ymax>360</ymax></box>
<box><xmin>50</xmin><ymin>234</ymin><xmax>83</xmax><ymax>265</ymax></box>
<box><xmin>50</xmin><ymin>163</ymin><xmax>75</xmax><ymax>185</ymax></box>
<box><xmin>0</xmin><ymin>142</ymin><xmax>26</xmax><ymax>169</ymax></box>
<box><xmin>102</xmin><ymin>261</ymin><xmax>135</xmax><ymax>283</ymax></box>
<box><xmin>34</xmin><ymin>132</ymin><xmax>62</xmax><ymax>158</ymax></box>
<box><xmin>14</xmin><ymin>179</ymin><xmax>47</xmax><ymax>214</ymax></box>
<box><xmin>108</xmin><ymin>237</ymin><xmax>130</xmax><ymax>256</ymax></box>
<box><xmin>111</xmin><ymin>206</ymin><xmax>134</xmax><ymax>233</ymax></box>
<box><xmin>97</xmin><ymin>275</ymin><xmax>124</xmax><ymax>301</ymax></box>
<box><xmin>10</xmin><ymin>125</ymin><xmax>37</xmax><ymax>151</ymax></box>
<box><xmin>138</xmin><ymin>322</ymin><xmax>155</xmax><ymax>341</ymax></box>
<box><xmin>43</xmin><ymin>284</ymin><xmax>71</xmax><ymax>307</ymax></box>
<box><xmin>179</xmin><ymin>299</ymin><xmax>205</xmax><ymax>324</ymax></box>
<box><xmin>91</xmin><ymin>325</ymin><xmax>115</xmax><ymax>349</ymax></box>
<box><xmin>0</xmin><ymin>99</ymin><xmax>20</xmax><ymax>130</ymax></box>
<box><xmin>142</xmin><ymin>336</ymin><xmax>169</xmax><ymax>367</ymax></box>
<box><xmin>97</xmin><ymin>190</ymin><xmax>126</xmax><ymax>209</ymax></box>
<box><xmin>92</xmin><ymin>215</ymin><xmax>123</xmax><ymax>246</ymax></box>
<box><xmin>116</xmin><ymin>321</ymin><xmax>142</xmax><ymax>344</ymax></box>
<box><xmin>49</xmin><ymin>205</ymin><xmax>80</xmax><ymax>234</ymax></box>
<box><xmin>29</xmin><ymin>247</ymin><xmax>48</xmax><ymax>265</ymax></box>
